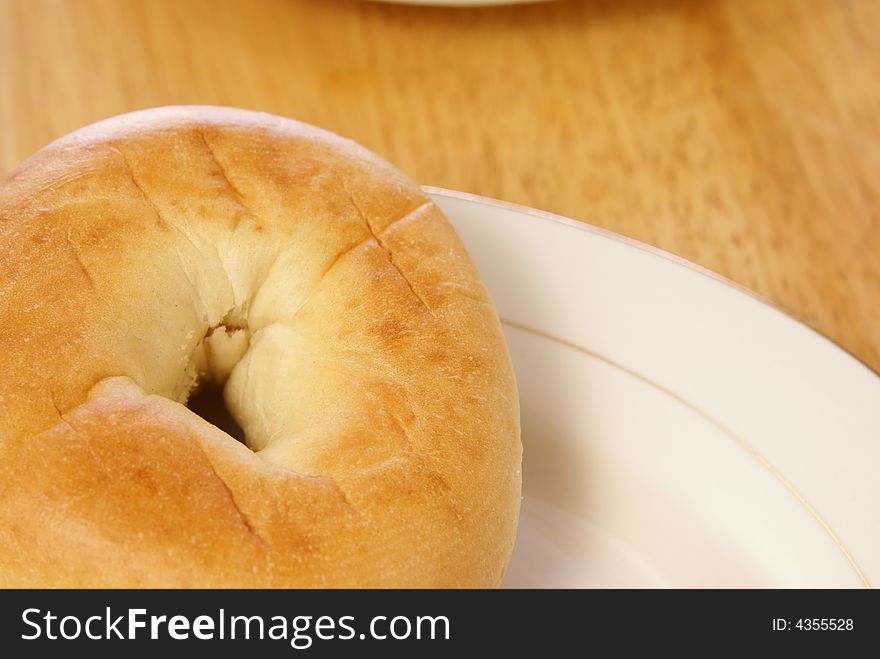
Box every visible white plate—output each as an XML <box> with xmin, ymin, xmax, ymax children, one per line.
<box><xmin>427</xmin><ymin>187</ymin><xmax>880</xmax><ymax>588</ymax></box>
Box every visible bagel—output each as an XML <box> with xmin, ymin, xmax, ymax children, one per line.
<box><xmin>0</xmin><ymin>107</ymin><xmax>521</xmax><ymax>588</ymax></box>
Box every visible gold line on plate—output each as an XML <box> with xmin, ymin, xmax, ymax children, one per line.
<box><xmin>501</xmin><ymin>317</ymin><xmax>871</xmax><ymax>589</ymax></box>
<box><xmin>427</xmin><ymin>186</ymin><xmax>880</xmax><ymax>380</ymax></box>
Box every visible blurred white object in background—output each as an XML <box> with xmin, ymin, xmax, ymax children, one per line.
<box><xmin>369</xmin><ymin>1</ymin><xmax>556</xmax><ymax>6</ymax></box>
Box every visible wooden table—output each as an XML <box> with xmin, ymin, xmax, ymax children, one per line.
<box><xmin>2</xmin><ymin>0</ymin><xmax>878</xmax><ymax>371</ymax></box>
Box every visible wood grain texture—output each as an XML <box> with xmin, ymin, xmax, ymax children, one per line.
<box><xmin>1</xmin><ymin>0</ymin><xmax>878</xmax><ymax>370</ymax></box>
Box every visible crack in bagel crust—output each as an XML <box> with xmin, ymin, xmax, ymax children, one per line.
<box><xmin>337</xmin><ymin>173</ymin><xmax>435</xmax><ymax>315</ymax></box>
<box><xmin>0</xmin><ymin>106</ymin><xmax>521</xmax><ymax>588</ymax></box>
<box><xmin>197</xmin><ymin>129</ymin><xmax>251</xmax><ymax>218</ymax></box>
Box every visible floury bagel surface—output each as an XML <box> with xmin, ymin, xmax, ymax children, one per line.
<box><xmin>0</xmin><ymin>107</ymin><xmax>521</xmax><ymax>587</ymax></box>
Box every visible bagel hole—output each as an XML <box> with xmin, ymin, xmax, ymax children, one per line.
<box><xmin>186</xmin><ymin>386</ymin><xmax>247</xmax><ymax>445</ymax></box>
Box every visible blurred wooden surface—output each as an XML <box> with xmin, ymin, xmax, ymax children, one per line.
<box><xmin>1</xmin><ymin>0</ymin><xmax>879</xmax><ymax>370</ymax></box>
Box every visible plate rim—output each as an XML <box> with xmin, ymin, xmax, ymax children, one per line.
<box><xmin>424</xmin><ymin>185</ymin><xmax>880</xmax><ymax>382</ymax></box>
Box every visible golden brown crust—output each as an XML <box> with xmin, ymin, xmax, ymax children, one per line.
<box><xmin>0</xmin><ymin>107</ymin><xmax>521</xmax><ymax>587</ymax></box>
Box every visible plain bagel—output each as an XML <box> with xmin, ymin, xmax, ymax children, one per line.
<box><xmin>0</xmin><ymin>106</ymin><xmax>521</xmax><ymax>587</ymax></box>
